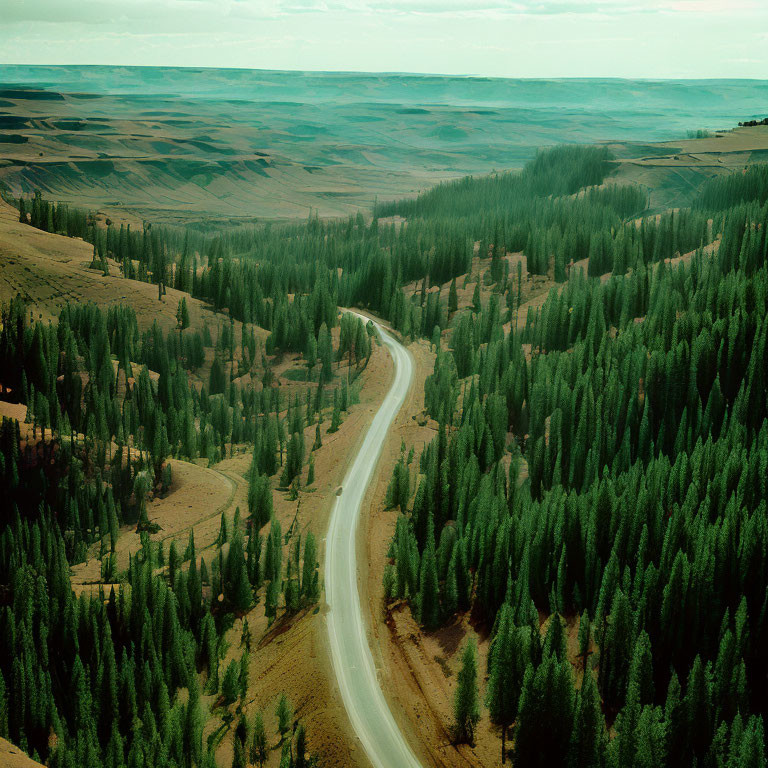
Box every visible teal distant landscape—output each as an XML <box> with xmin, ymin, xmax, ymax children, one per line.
<box><xmin>0</xmin><ymin>65</ymin><xmax>766</xmax><ymax>221</ymax></box>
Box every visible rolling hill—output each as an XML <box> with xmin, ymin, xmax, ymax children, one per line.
<box><xmin>0</xmin><ymin>196</ymin><xmax>222</xmax><ymax>331</ymax></box>
<box><xmin>0</xmin><ymin>66</ymin><xmax>766</xmax><ymax>223</ymax></box>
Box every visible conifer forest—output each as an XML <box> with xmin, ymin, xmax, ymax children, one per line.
<box><xmin>2</xmin><ymin>128</ymin><xmax>768</xmax><ymax>768</ymax></box>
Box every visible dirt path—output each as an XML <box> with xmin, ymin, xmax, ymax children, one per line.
<box><xmin>69</xmin><ymin>458</ymin><xmax>241</xmax><ymax>592</ymax></box>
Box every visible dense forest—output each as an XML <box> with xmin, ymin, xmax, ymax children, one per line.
<box><xmin>0</xmin><ymin>286</ymin><xmax>362</xmax><ymax>765</ymax></box>
<box><xmin>1</xmin><ymin>194</ymin><xmax>378</xmax><ymax>765</ymax></box>
<box><xmin>4</xmin><ymin>145</ymin><xmax>768</xmax><ymax>767</ymax></box>
<box><xmin>382</xmin><ymin>156</ymin><xmax>768</xmax><ymax>766</ymax></box>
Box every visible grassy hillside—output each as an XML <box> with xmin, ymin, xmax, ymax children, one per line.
<box><xmin>611</xmin><ymin>124</ymin><xmax>768</xmax><ymax>211</ymax></box>
<box><xmin>0</xmin><ymin>198</ymin><xmax>228</xmax><ymax>330</ymax></box>
<box><xmin>0</xmin><ymin>739</ymin><xmax>43</xmax><ymax>768</ymax></box>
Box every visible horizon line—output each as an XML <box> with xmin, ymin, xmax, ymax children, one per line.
<box><xmin>1</xmin><ymin>62</ymin><xmax>767</xmax><ymax>83</ymax></box>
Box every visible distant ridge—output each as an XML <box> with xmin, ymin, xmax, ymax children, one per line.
<box><xmin>0</xmin><ymin>65</ymin><xmax>765</xmax><ymax>221</ymax></box>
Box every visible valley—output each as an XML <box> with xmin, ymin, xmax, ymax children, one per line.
<box><xmin>0</xmin><ymin>62</ymin><xmax>767</xmax><ymax>768</ymax></box>
<box><xmin>1</xmin><ymin>66</ymin><xmax>767</xmax><ymax>223</ymax></box>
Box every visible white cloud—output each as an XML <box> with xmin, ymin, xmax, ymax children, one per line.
<box><xmin>2</xmin><ymin>0</ymin><xmax>763</xmax><ymax>25</ymax></box>
<box><xmin>0</xmin><ymin>0</ymin><xmax>766</xmax><ymax>77</ymax></box>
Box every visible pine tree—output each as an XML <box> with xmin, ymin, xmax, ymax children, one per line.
<box><xmin>569</xmin><ymin>670</ymin><xmax>606</xmax><ymax>768</ymax></box>
<box><xmin>684</xmin><ymin>655</ymin><xmax>712</xmax><ymax>760</ymax></box>
<box><xmin>168</xmin><ymin>539</ymin><xmax>181</xmax><ymax>586</ymax></box>
<box><xmin>177</xmin><ymin>297</ymin><xmax>190</xmax><ymax>333</ymax></box>
<box><xmin>664</xmin><ymin>673</ymin><xmax>685</xmax><ymax>767</ymax></box>
<box><xmin>238</xmin><ymin>650</ymin><xmax>249</xmax><ymax>702</ymax></box>
<box><xmin>301</xmin><ymin>532</ymin><xmax>319</xmax><ymax>604</ymax></box>
<box><xmin>217</xmin><ymin>509</ymin><xmax>230</xmax><ymax>546</ymax></box>
<box><xmin>577</xmin><ymin>610</ymin><xmax>591</xmax><ymax>674</ymax></box>
<box><xmin>248</xmin><ymin>471</ymin><xmax>273</xmax><ymax>529</ymax></box>
<box><xmin>275</xmin><ymin>694</ymin><xmax>293</xmax><ymax>741</ymax></box>
<box><xmin>486</xmin><ymin>604</ymin><xmax>526</xmax><ymax>762</ymax></box>
<box><xmin>246</xmin><ymin>528</ymin><xmax>262</xmax><ymax>589</ymax></box>
<box><xmin>306</xmin><ymin>453</ymin><xmax>315</xmax><ymax>486</ymax></box>
<box><xmin>221</xmin><ymin>660</ymin><xmax>240</xmax><ymax>705</ymax></box>
<box><xmin>224</xmin><ymin>529</ymin><xmax>253</xmax><ymax>613</ymax></box>
<box><xmin>472</xmin><ymin>282</ymin><xmax>482</xmax><ymax>313</ymax></box>
<box><xmin>514</xmin><ymin>655</ymin><xmax>575</xmax><ymax>768</ymax></box>
<box><xmin>385</xmin><ymin>450</ymin><xmax>410</xmax><ymax>510</ymax></box>
<box><xmin>201</xmin><ymin>612</ymin><xmax>219</xmax><ymax>693</ymax></box>
<box><xmin>295</xmin><ymin>722</ymin><xmax>308</xmax><ymax>768</ymax></box>
<box><xmin>284</xmin><ymin>557</ymin><xmax>300</xmax><ymax>614</ymax></box>
<box><xmin>280</xmin><ymin>431</ymin><xmax>305</xmax><ymax>487</ymax></box>
<box><xmin>328</xmin><ymin>390</ymin><xmax>342</xmax><ymax>433</ymax></box>
<box><xmin>453</xmin><ymin>638</ymin><xmax>480</xmax><ymax>745</ymax></box>
<box><xmin>418</xmin><ymin>536</ymin><xmax>440</xmax><ymax>630</ymax></box>
<box><xmin>634</xmin><ymin>705</ymin><xmax>666</xmax><ymax>768</ymax></box>
<box><xmin>265</xmin><ymin>577</ymin><xmax>279</xmax><ymax>624</ymax></box>
<box><xmin>543</xmin><ymin>613</ymin><xmax>567</xmax><ymax>662</ymax></box>
<box><xmin>250</xmin><ymin>711</ymin><xmax>268</xmax><ymax>767</ymax></box>
<box><xmin>599</xmin><ymin>589</ymin><xmax>634</xmax><ymax>714</ymax></box>
<box><xmin>184</xmin><ymin>529</ymin><xmax>197</xmax><ymax>562</ymax></box>
<box><xmin>449</xmin><ymin>277</ymin><xmax>458</xmax><ymax>314</ymax></box>
<box><xmin>209</xmin><ymin>356</ymin><xmax>226</xmax><ymax>395</ymax></box>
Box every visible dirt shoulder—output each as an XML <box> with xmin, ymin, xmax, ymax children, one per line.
<box><xmin>356</xmin><ymin>321</ymin><xmax>486</xmax><ymax>768</ymax></box>
<box><xmin>211</xmin><ymin>332</ymin><xmax>399</xmax><ymax>768</ymax></box>
<box><xmin>357</xmin><ymin>318</ymin><xmax>533</xmax><ymax>768</ymax></box>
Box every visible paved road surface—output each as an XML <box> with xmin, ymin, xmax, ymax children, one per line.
<box><xmin>325</xmin><ymin>316</ymin><xmax>423</xmax><ymax>768</ymax></box>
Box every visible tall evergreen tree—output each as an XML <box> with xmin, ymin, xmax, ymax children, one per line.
<box><xmin>453</xmin><ymin>639</ymin><xmax>480</xmax><ymax>745</ymax></box>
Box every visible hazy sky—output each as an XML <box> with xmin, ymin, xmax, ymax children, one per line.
<box><xmin>1</xmin><ymin>0</ymin><xmax>766</xmax><ymax>79</ymax></box>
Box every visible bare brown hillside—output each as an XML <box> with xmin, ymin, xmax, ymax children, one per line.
<box><xmin>0</xmin><ymin>197</ymin><xmax>225</xmax><ymax>333</ymax></box>
<box><xmin>0</xmin><ymin>739</ymin><xmax>44</xmax><ymax>768</ymax></box>
<box><xmin>610</xmin><ymin>125</ymin><xmax>768</xmax><ymax>211</ymax></box>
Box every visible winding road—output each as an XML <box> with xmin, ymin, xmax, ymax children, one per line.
<box><xmin>325</xmin><ymin>316</ymin><xmax>423</xmax><ymax>768</ymax></box>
